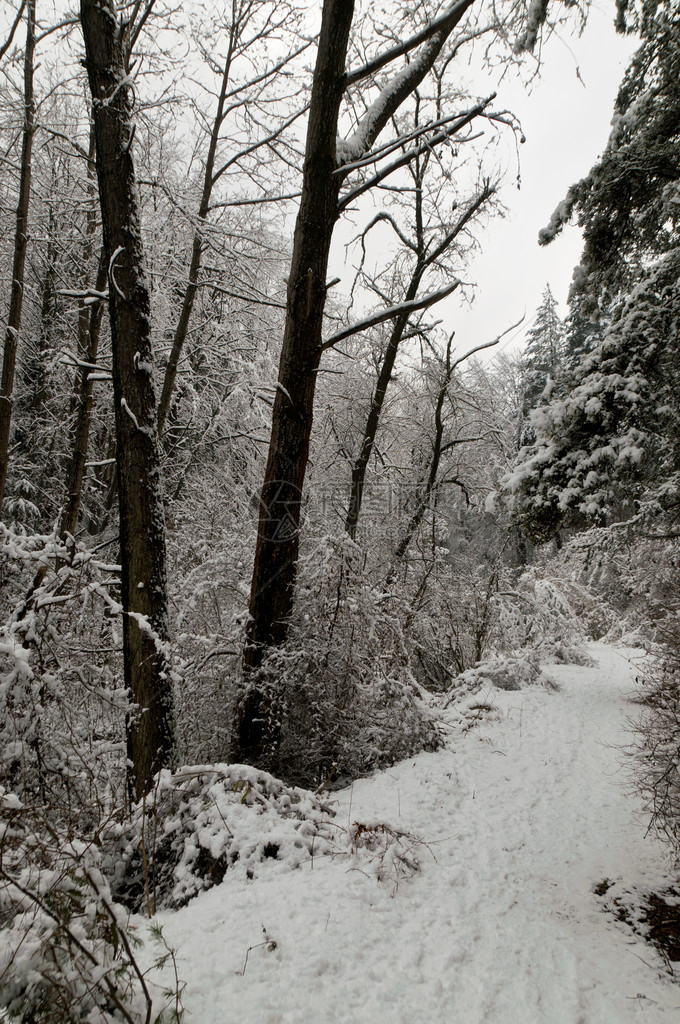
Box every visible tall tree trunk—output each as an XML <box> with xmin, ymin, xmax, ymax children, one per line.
<box><xmin>0</xmin><ymin>0</ymin><xmax>36</xmax><ymax>516</ymax></box>
<box><xmin>60</xmin><ymin>127</ymin><xmax>105</xmax><ymax>544</ymax></box>
<box><xmin>233</xmin><ymin>0</ymin><xmax>477</xmax><ymax>766</ymax></box>
<box><xmin>59</xmin><ymin>254</ymin><xmax>107</xmax><ymax>544</ymax></box>
<box><xmin>32</xmin><ymin>213</ymin><xmax>57</xmax><ymax>416</ymax></box>
<box><xmin>231</xmin><ymin>0</ymin><xmax>355</xmax><ymax>764</ymax></box>
<box><xmin>80</xmin><ymin>0</ymin><xmax>175</xmax><ymax>800</ymax></box>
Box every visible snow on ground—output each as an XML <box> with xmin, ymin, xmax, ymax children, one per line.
<box><xmin>152</xmin><ymin>645</ymin><xmax>680</xmax><ymax>1023</ymax></box>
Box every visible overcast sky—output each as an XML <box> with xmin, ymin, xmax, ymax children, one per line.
<box><xmin>450</xmin><ymin>4</ymin><xmax>636</xmax><ymax>359</ymax></box>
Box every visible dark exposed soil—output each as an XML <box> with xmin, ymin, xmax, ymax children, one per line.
<box><xmin>595</xmin><ymin>878</ymin><xmax>680</xmax><ymax>972</ymax></box>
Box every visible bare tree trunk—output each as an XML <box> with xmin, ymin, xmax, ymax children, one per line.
<box><xmin>32</xmin><ymin>215</ymin><xmax>57</xmax><ymax>416</ymax></box>
<box><xmin>231</xmin><ymin>0</ymin><xmax>354</xmax><ymax>764</ymax></box>
<box><xmin>233</xmin><ymin>0</ymin><xmax>477</xmax><ymax>766</ymax></box>
<box><xmin>0</xmin><ymin>0</ymin><xmax>36</xmax><ymax>516</ymax></box>
<box><xmin>80</xmin><ymin>0</ymin><xmax>175</xmax><ymax>800</ymax></box>
<box><xmin>59</xmin><ymin>255</ymin><xmax>107</xmax><ymax>544</ymax></box>
<box><xmin>60</xmin><ymin>127</ymin><xmax>105</xmax><ymax>544</ymax></box>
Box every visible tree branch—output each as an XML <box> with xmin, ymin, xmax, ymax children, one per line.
<box><xmin>337</xmin><ymin>0</ymin><xmax>476</xmax><ymax>166</ymax></box>
<box><xmin>211</xmin><ymin>104</ymin><xmax>308</xmax><ymax>187</ymax></box>
<box><xmin>344</xmin><ymin>0</ymin><xmax>474</xmax><ymax>87</ymax></box>
<box><xmin>0</xmin><ymin>0</ymin><xmax>26</xmax><ymax>62</ymax></box>
<box><xmin>338</xmin><ymin>98</ymin><xmax>494</xmax><ymax>211</ymax></box>
<box><xmin>450</xmin><ymin>315</ymin><xmax>526</xmax><ymax>372</ymax></box>
<box><xmin>320</xmin><ymin>280</ymin><xmax>461</xmax><ymax>352</ymax></box>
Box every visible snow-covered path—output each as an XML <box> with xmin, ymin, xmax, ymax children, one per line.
<box><xmin>158</xmin><ymin>645</ymin><xmax>680</xmax><ymax>1022</ymax></box>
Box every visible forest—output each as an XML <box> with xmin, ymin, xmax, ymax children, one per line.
<box><xmin>0</xmin><ymin>0</ymin><xmax>679</xmax><ymax>1020</ymax></box>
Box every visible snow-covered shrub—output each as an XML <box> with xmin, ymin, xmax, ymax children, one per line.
<box><xmin>632</xmin><ymin>619</ymin><xmax>680</xmax><ymax>866</ymax></box>
<box><xmin>104</xmin><ymin>764</ymin><xmax>339</xmax><ymax>912</ymax></box>
<box><xmin>544</xmin><ymin>528</ymin><xmax>679</xmax><ymax>639</ymax></box>
<box><xmin>0</xmin><ymin>791</ymin><xmax>181</xmax><ymax>1024</ymax></box>
<box><xmin>401</xmin><ymin>515</ymin><xmax>514</xmax><ymax>687</ymax></box>
<box><xmin>442</xmin><ymin>652</ymin><xmax>557</xmax><ymax>703</ymax></box>
<box><xmin>168</xmin><ymin>484</ymin><xmax>257</xmax><ymax>766</ymax></box>
<box><xmin>236</xmin><ymin>535</ymin><xmax>439</xmax><ymax>787</ymax></box>
<box><xmin>634</xmin><ymin>662</ymin><xmax>680</xmax><ymax>864</ymax></box>
<box><xmin>490</xmin><ymin>566</ymin><xmax>599</xmax><ymax>666</ymax></box>
<box><xmin>408</xmin><ymin>559</ymin><xmax>506</xmax><ymax>682</ymax></box>
<box><xmin>0</xmin><ymin>527</ymin><xmax>128</xmax><ymax>815</ymax></box>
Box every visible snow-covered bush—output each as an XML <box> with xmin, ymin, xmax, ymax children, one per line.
<box><xmin>443</xmin><ymin>652</ymin><xmax>558</xmax><ymax>701</ymax></box>
<box><xmin>494</xmin><ymin>568</ymin><xmax>595</xmax><ymax>659</ymax></box>
<box><xmin>104</xmin><ymin>764</ymin><xmax>339</xmax><ymax>912</ymax></box>
<box><xmin>632</xmin><ymin>602</ymin><xmax>680</xmax><ymax>867</ymax></box>
<box><xmin>235</xmin><ymin>535</ymin><xmax>439</xmax><ymax>787</ymax></box>
<box><xmin>0</xmin><ymin>527</ymin><xmax>128</xmax><ymax>814</ymax></box>
<box><xmin>400</xmin><ymin>513</ymin><xmax>515</xmax><ymax>687</ymax></box>
<box><xmin>0</xmin><ymin>791</ymin><xmax>181</xmax><ymax>1024</ymax></box>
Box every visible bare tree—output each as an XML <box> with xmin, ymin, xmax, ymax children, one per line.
<box><xmin>233</xmin><ymin>0</ymin><xmax>496</xmax><ymax>764</ymax></box>
<box><xmin>0</xmin><ymin>0</ymin><xmax>36</xmax><ymax>515</ymax></box>
<box><xmin>80</xmin><ymin>0</ymin><xmax>175</xmax><ymax>799</ymax></box>
<box><xmin>157</xmin><ymin>0</ymin><xmax>308</xmax><ymax>433</ymax></box>
<box><xmin>344</xmin><ymin>109</ymin><xmax>498</xmax><ymax>538</ymax></box>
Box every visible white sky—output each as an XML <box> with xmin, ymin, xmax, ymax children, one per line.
<box><xmin>451</xmin><ymin>4</ymin><xmax>636</xmax><ymax>358</ymax></box>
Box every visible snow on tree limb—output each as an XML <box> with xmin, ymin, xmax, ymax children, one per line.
<box><xmin>513</xmin><ymin>0</ymin><xmax>549</xmax><ymax>54</ymax></box>
<box><xmin>336</xmin><ymin>1</ymin><xmax>476</xmax><ymax>167</ymax></box>
<box><xmin>333</xmin><ymin>110</ymin><xmax>478</xmax><ymax>176</ymax></box>
<box><xmin>320</xmin><ymin>280</ymin><xmax>461</xmax><ymax>352</ymax></box>
<box><xmin>0</xmin><ymin>0</ymin><xmax>26</xmax><ymax>63</ymax></box>
<box><xmin>338</xmin><ymin>98</ymin><xmax>494</xmax><ymax>211</ymax></box>
<box><xmin>343</xmin><ymin>0</ymin><xmax>475</xmax><ymax>88</ymax></box>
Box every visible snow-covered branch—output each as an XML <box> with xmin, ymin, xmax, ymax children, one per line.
<box><xmin>334</xmin><ymin>110</ymin><xmax>480</xmax><ymax>176</ymax></box>
<box><xmin>320</xmin><ymin>280</ymin><xmax>461</xmax><ymax>352</ymax></box>
<box><xmin>339</xmin><ymin>98</ymin><xmax>494</xmax><ymax>212</ymax></box>
<box><xmin>337</xmin><ymin>1</ymin><xmax>476</xmax><ymax>167</ymax></box>
<box><xmin>344</xmin><ymin>0</ymin><xmax>474</xmax><ymax>88</ymax></box>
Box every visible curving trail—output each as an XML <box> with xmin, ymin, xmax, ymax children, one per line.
<box><xmin>159</xmin><ymin>645</ymin><xmax>680</xmax><ymax>1023</ymax></box>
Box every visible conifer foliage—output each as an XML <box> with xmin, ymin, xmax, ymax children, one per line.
<box><xmin>508</xmin><ymin>0</ymin><xmax>680</xmax><ymax>539</ymax></box>
<box><xmin>519</xmin><ymin>284</ymin><xmax>564</xmax><ymax>444</ymax></box>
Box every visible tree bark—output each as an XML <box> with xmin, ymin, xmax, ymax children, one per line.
<box><xmin>0</xmin><ymin>0</ymin><xmax>36</xmax><ymax>516</ymax></box>
<box><xmin>80</xmin><ymin>0</ymin><xmax>175</xmax><ymax>800</ymax></box>
<box><xmin>231</xmin><ymin>0</ymin><xmax>355</xmax><ymax>764</ymax></box>
<box><xmin>60</xmin><ymin>127</ymin><xmax>105</xmax><ymax>544</ymax></box>
<box><xmin>59</xmin><ymin>254</ymin><xmax>107</xmax><ymax>544</ymax></box>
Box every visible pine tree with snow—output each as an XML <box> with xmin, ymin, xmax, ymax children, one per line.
<box><xmin>562</xmin><ymin>295</ymin><xmax>605</xmax><ymax>374</ymax></box>
<box><xmin>519</xmin><ymin>284</ymin><xmax>565</xmax><ymax>446</ymax></box>
<box><xmin>539</xmin><ymin>0</ymin><xmax>680</xmax><ymax>318</ymax></box>
<box><xmin>506</xmin><ymin>250</ymin><xmax>680</xmax><ymax>542</ymax></box>
<box><xmin>505</xmin><ymin>0</ymin><xmax>680</xmax><ymax>541</ymax></box>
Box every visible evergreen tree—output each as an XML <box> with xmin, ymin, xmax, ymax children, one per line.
<box><xmin>539</xmin><ymin>0</ymin><xmax>680</xmax><ymax>317</ymax></box>
<box><xmin>507</xmin><ymin>0</ymin><xmax>680</xmax><ymax>540</ymax></box>
<box><xmin>562</xmin><ymin>295</ymin><xmax>605</xmax><ymax>374</ymax></box>
<box><xmin>519</xmin><ymin>284</ymin><xmax>564</xmax><ymax>445</ymax></box>
<box><xmin>506</xmin><ymin>250</ymin><xmax>680</xmax><ymax>541</ymax></box>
